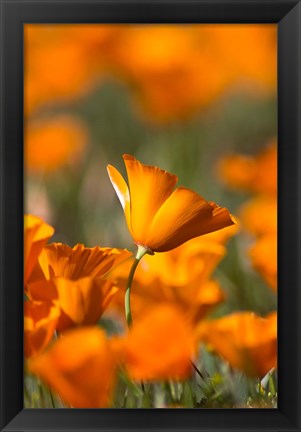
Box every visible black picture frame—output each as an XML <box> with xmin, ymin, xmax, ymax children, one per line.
<box><xmin>0</xmin><ymin>1</ymin><xmax>300</xmax><ymax>431</ymax></box>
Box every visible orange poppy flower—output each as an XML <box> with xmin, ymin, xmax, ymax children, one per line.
<box><xmin>212</xmin><ymin>25</ymin><xmax>276</xmax><ymax>93</ymax></box>
<box><xmin>24</xmin><ymin>25</ymin><xmax>120</xmax><ymax>116</ymax></box>
<box><xmin>31</xmin><ymin>243</ymin><xmax>131</xmax><ymax>281</ymax></box>
<box><xmin>217</xmin><ymin>141</ymin><xmax>277</xmax><ymax>196</ymax></box>
<box><xmin>105</xmin><ymin>25</ymin><xmax>233</xmax><ymax>123</ymax></box>
<box><xmin>249</xmin><ymin>235</ymin><xmax>277</xmax><ymax>292</ymax></box>
<box><xmin>107</xmin><ymin>154</ymin><xmax>235</xmax><ymax>253</ymax></box>
<box><xmin>24</xmin><ymin>300</ymin><xmax>60</xmax><ymax>358</ymax></box>
<box><xmin>112</xmin><ymin>274</ymin><xmax>224</xmax><ymax>328</ymax></box>
<box><xmin>28</xmin><ymin>327</ymin><xmax>117</xmax><ymax>408</ymax></box>
<box><xmin>25</xmin><ymin>24</ymin><xmax>276</xmax><ymax>123</ymax></box>
<box><xmin>197</xmin><ymin>312</ymin><xmax>277</xmax><ymax>377</ymax></box>
<box><xmin>104</xmin><ymin>25</ymin><xmax>275</xmax><ymax>123</ymax></box>
<box><xmin>109</xmin><ymin>232</ymin><xmax>234</xmax><ymax>324</ymax></box>
<box><xmin>216</xmin><ymin>143</ymin><xmax>277</xmax><ymax>293</ymax></box>
<box><xmin>115</xmin><ymin>305</ymin><xmax>195</xmax><ymax>381</ymax></box>
<box><xmin>27</xmin><ymin>243</ymin><xmax>131</xmax><ymax>330</ymax></box>
<box><xmin>28</xmin><ymin>278</ymin><xmax>118</xmax><ymax>331</ymax></box>
<box><xmin>24</xmin><ymin>214</ymin><xmax>54</xmax><ymax>285</ymax></box>
<box><xmin>239</xmin><ymin>196</ymin><xmax>277</xmax><ymax>237</ymax></box>
<box><xmin>25</xmin><ymin>115</ymin><xmax>88</xmax><ymax>173</ymax></box>
<box><xmin>202</xmin><ymin>220</ymin><xmax>239</xmax><ymax>244</ymax></box>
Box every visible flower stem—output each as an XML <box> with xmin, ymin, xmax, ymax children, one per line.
<box><xmin>125</xmin><ymin>245</ymin><xmax>149</xmax><ymax>328</ymax></box>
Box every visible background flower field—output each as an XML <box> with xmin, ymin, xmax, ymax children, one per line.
<box><xmin>24</xmin><ymin>24</ymin><xmax>277</xmax><ymax>408</ymax></box>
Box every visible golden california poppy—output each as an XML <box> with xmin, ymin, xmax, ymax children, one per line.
<box><xmin>24</xmin><ymin>25</ymin><xmax>119</xmax><ymax>116</ymax></box>
<box><xmin>197</xmin><ymin>312</ymin><xmax>277</xmax><ymax>377</ymax></box>
<box><xmin>28</xmin><ymin>327</ymin><xmax>117</xmax><ymax>408</ymax></box>
<box><xmin>24</xmin><ymin>214</ymin><xmax>54</xmax><ymax>285</ymax></box>
<box><xmin>104</xmin><ymin>25</ymin><xmax>276</xmax><ymax>123</ymax></box>
<box><xmin>25</xmin><ymin>115</ymin><xmax>88</xmax><ymax>173</ymax></box>
<box><xmin>115</xmin><ymin>304</ymin><xmax>195</xmax><ymax>381</ymax></box>
<box><xmin>239</xmin><ymin>196</ymin><xmax>277</xmax><ymax>237</ymax></box>
<box><xmin>25</xmin><ymin>25</ymin><xmax>276</xmax><ymax>123</ymax></box>
<box><xmin>249</xmin><ymin>235</ymin><xmax>277</xmax><ymax>292</ymax></box>
<box><xmin>109</xmin><ymin>232</ymin><xmax>233</xmax><ymax>325</ymax></box>
<box><xmin>217</xmin><ymin>141</ymin><xmax>277</xmax><ymax>196</ymax></box>
<box><xmin>217</xmin><ymin>142</ymin><xmax>277</xmax><ymax>294</ymax></box>
<box><xmin>30</xmin><ymin>243</ymin><xmax>131</xmax><ymax>281</ymax></box>
<box><xmin>107</xmin><ymin>154</ymin><xmax>235</xmax><ymax>254</ymax></box>
<box><xmin>111</xmin><ymin>270</ymin><xmax>224</xmax><ymax>328</ymax></box>
<box><xmin>28</xmin><ymin>278</ymin><xmax>118</xmax><ymax>331</ymax></box>
<box><xmin>27</xmin><ymin>243</ymin><xmax>131</xmax><ymax>330</ymax></box>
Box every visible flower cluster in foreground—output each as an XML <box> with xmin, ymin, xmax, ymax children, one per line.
<box><xmin>25</xmin><ymin>155</ymin><xmax>277</xmax><ymax>408</ymax></box>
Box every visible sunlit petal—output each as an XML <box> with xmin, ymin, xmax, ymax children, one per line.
<box><xmin>53</xmin><ymin>277</ymin><xmax>118</xmax><ymax>329</ymax></box>
<box><xmin>24</xmin><ymin>215</ymin><xmax>54</xmax><ymax>285</ymax></box>
<box><xmin>24</xmin><ymin>300</ymin><xmax>59</xmax><ymax>358</ymax></box>
<box><xmin>197</xmin><ymin>312</ymin><xmax>277</xmax><ymax>377</ymax></box>
<box><xmin>119</xmin><ymin>305</ymin><xmax>195</xmax><ymax>381</ymax></box>
<box><xmin>33</xmin><ymin>243</ymin><xmax>131</xmax><ymax>281</ymax></box>
<box><xmin>123</xmin><ymin>154</ymin><xmax>178</xmax><ymax>244</ymax></box>
<box><xmin>145</xmin><ymin>188</ymin><xmax>234</xmax><ymax>252</ymax></box>
<box><xmin>107</xmin><ymin>164</ymin><xmax>132</xmax><ymax>232</ymax></box>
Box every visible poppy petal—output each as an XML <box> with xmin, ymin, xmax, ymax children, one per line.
<box><xmin>24</xmin><ymin>215</ymin><xmax>54</xmax><ymax>284</ymax></box>
<box><xmin>197</xmin><ymin>312</ymin><xmax>277</xmax><ymax>377</ymax></box>
<box><xmin>52</xmin><ymin>277</ymin><xmax>118</xmax><ymax>328</ymax></box>
<box><xmin>145</xmin><ymin>187</ymin><xmax>233</xmax><ymax>251</ymax></box>
<box><xmin>35</xmin><ymin>243</ymin><xmax>131</xmax><ymax>280</ymax></box>
<box><xmin>107</xmin><ymin>164</ymin><xmax>132</xmax><ymax>232</ymax></box>
<box><xmin>123</xmin><ymin>154</ymin><xmax>178</xmax><ymax>244</ymax></box>
<box><xmin>24</xmin><ymin>300</ymin><xmax>59</xmax><ymax>358</ymax></box>
<box><xmin>28</xmin><ymin>327</ymin><xmax>117</xmax><ymax>408</ymax></box>
<box><xmin>120</xmin><ymin>305</ymin><xmax>195</xmax><ymax>381</ymax></box>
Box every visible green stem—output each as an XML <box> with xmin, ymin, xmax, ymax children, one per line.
<box><xmin>125</xmin><ymin>245</ymin><xmax>149</xmax><ymax>328</ymax></box>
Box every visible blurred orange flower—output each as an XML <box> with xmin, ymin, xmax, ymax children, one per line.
<box><xmin>27</xmin><ymin>243</ymin><xmax>131</xmax><ymax>330</ymax></box>
<box><xmin>28</xmin><ymin>327</ymin><xmax>117</xmax><ymax>408</ymax></box>
<box><xmin>115</xmin><ymin>305</ymin><xmax>195</xmax><ymax>381</ymax></box>
<box><xmin>239</xmin><ymin>196</ymin><xmax>277</xmax><ymax>237</ymax></box>
<box><xmin>28</xmin><ymin>278</ymin><xmax>118</xmax><ymax>331</ymax></box>
<box><xmin>217</xmin><ymin>141</ymin><xmax>277</xmax><ymax>292</ymax></box>
<box><xmin>25</xmin><ymin>25</ymin><xmax>276</xmax><ymax>123</ymax></box>
<box><xmin>105</xmin><ymin>25</ymin><xmax>276</xmax><ymax>123</ymax></box>
<box><xmin>109</xmin><ymin>228</ymin><xmax>239</xmax><ymax>324</ymax></box>
<box><xmin>212</xmin><ymin>25</ymin><xmax>276</xmax><ymax>93</ymax></box>
<box><xmin>24</xmin><ymin>214</ymin><xmax>54</xmax><ymax>285</ymax></box>
<box><xmin>249</xmin><ymin>235</ymin><xmax>277</xmax><ymax>291</ymax></box>
<box><xmin>105</xmin><ymin>25</ymin><xmax>233</xmax><ymax>123</ymax></box>
<box><xmin>197</xmin><ymin>312</ymin><xmax>277</xmax><ymax>377</ymax></box>
<box><xmin>24</xmin><ymin>300</ymin><xmax>60</xmax><ymax>358</ymax></box>
<box><xmin>24</xmin><ymin>25</ymin><xmax>121</xmax><ymax>116</ymax></box>
<box><xmin>108</xmin><ymin>154</ymin><xmax>235</xmax><ymax>253</ymax></box>
<box><xmin>112</xmin><ymin>272</ymin><xmax>224</xmax><ymax>328</ymax></box>
<box><xmin>217</xmin><ymin>141</ymin><xmax>277</xmax><ymax>196</ymax></box>
<box><xmin>25</xmin><ymin>115</ymin><xmax>88</xmax><ymax>173</ymax></box>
